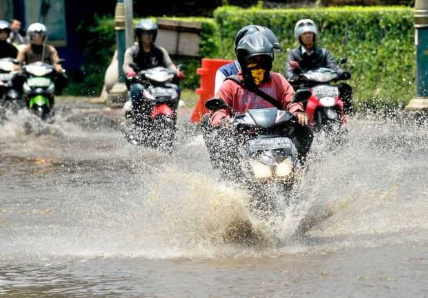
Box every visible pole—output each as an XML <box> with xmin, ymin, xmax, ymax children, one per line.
<box><xmin>124</xmin><ymin>0</ymin><xmax>134</xmax><ymax>48</ymax></box>
<box><xmin>115</xmin><ymin>0</ymin><xmax>126</xmax><ymax>82</ymax></box>
<box><xmin>107</xmin><ymin>0</ymin><xmax>128</xmax><ymax>108</ymax></box>
<box><xmin>406</xmin><ymin>0</ymin><xmax>428</xmax><ymax>110</ymax></box>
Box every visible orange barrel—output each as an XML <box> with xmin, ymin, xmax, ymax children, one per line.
<box><xmin>190</xmin><ymin>58</ymin><xmax>233</xmax><ymax>123</ymax></box>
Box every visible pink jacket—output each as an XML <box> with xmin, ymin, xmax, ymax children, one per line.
<box><xmin>210</xmin><ymin>72</ymin><xmax>304</xmax><ymax>125</ymax></box>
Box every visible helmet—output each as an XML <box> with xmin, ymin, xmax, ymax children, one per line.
<box><xmin>0</xmin><ymin>20</ymin><xmax>11</xmax><ymax>36</ymax></box>
<box><xmin>135</xmin><ymin>19</ymin><xmax>158</xmax><ymax>42</ymax></box>
<box><xmin>236</xmin><ymin>32</ymin><xmax>274</xmax><ymax>86</ymax></box>
<box><xmin>294</xmin><ymin>19</ymin><xmax>317</xmax><ymax>43</ymax></box>
<box><xmin>234</xmin><ymin>25</ymin><xmax>280</xmax><ymax>52</ymax></box>
<box><xmin>27</xmin><ymin>22</ymin><xmax>47</xmax><ymax>41</ymax></box>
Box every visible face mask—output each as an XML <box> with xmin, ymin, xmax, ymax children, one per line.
<box><xmin>247</xmin><ymin>63</ymin><xmax>266</xmax><ymax>85</ymax></box>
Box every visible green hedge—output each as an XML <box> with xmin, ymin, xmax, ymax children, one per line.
<box><xmin>71</xmin><ymin>7</ymin><xmax>415</xmax><ymax>110</ymax></box>
<box><xmin>64</xmin><ymin>16</ymin><xmax>219</xmax><ymax>96</ymax></box>
<box><xmin>214</xmin><ymin>6</ymin><xmax>415</xmax><ymax>109</ymax></box>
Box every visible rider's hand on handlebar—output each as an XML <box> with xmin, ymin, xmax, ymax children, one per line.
<box><xmin>176</xmin><ymin>70</ymin><xmax>185</xmax><ymax>79</ymax></box>
<box><xmin>289</xmin><ymin>60</ymin><xmax>300</xmax><ymax>69</ymax></box>
<box><xmin>127</xmin><ymin>71</ymin><xmax>137</xmax><ymax>78</ymax></box>
<box><xmin>211</xmin><ymin>115</ymin><xmax>230</xmax><ymax>128</ymax></box>
<box><xmin>294</xmin><ymin>112</ymin><xmax>309</xmax><ymax>126</ymax></box>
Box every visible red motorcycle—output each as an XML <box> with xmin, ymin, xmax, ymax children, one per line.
<box><xmin>121</xmin><ymin>65</ymin><xmax>182</xmax><ymax>153</ymax></box>
<box><xmin>296</xmin><ymin>63</ymin><xmax>351</xmax><ymax>135</ymax></box>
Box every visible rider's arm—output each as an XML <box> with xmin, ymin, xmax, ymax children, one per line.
<box><xmin>159</xmin><ymin>47</ymin><xmax>177</xmax><ymax>72</ymax></box>
<box><xmin>324</xmin><ymin>49</ymin><xmax>339</xmax><ymax>72</ymax></box>
<box><xmin>49</xmin><ymin>46</ymin><xmax>62</xmax><ymax>72</ymax></box>
<box><xmin>285</xmin><ymin>50</ymin><xmax>301</xmax><ymax>82</ymax></box>
<box><xmin>214</xmin><ymin>69</ymin><xmax>226</xmax><ymax>95</ymax></box>
<box><xmin>275</xmin><ymin>73</ymin><xmax>304</xmax><ymax>114</ymax></box>
<box><xmin>16</xmin><ymin>46</ymin><xmax>27</xmax><ymax>65</ymax></box>
<box><xmin>123</xmin><ymin>46</ymin><xmax>136</xmax><ymax>75</ymax></box>
<box><xmin>209</xmin><ymin>80</ymin><xmax>235</xmax><ymax>126</ymax></box>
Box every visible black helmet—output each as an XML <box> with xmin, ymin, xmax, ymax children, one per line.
<box><xmin>135</xmin><ymin>19</ymin><xmax>158</xmax><ymax>42</ymax></box>
<box><xmin>236</xmin><ymin>32</ymin><xmax>274</xmax><ymax>86</ymax></box>
<box><xmin>234</xmin><ymin>25</ymin><xmax>280</xmax><ymax>52</ymax></box>
<box><xmin>0</xmin><ymin>20</ymin><xmax>11</xmax><ymax>36</ymax></box>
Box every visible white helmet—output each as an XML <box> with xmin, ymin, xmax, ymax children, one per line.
<box><xmin>294</xmin><ymin>19</ymin><xmax>318</xmax><ymax>41</ymax></box>
<box><xmin>27</xmin><ymin>22</ymin><xmax>47</xmax><ymax>41</ymax></box>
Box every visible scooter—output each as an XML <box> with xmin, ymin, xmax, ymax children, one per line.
<box><xmin>204</xmin><ymin>89</ymin><xmax>311</xmax><ymax>213</ymax></box>
<box><xmin>122</xmin><ymin>64</ymin><xmax>181</xmax><ymax>153</ymax></box>
<box><xmin>296</xmin><ymin>59</ymin><xmax>351</xmax><ymax>135</ymax></box>
<box><xmin>0</xmin><ymin>58</ymin><xmax>20</xmax><ymax>103</ymax></box>
<box><xmin>22</xmin><ymin>61</ymin><xmax>56</xmax><ymax>120</ymax></box>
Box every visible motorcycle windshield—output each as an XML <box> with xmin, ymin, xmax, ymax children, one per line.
<box><xmin>144</xmin><ymin>67</ymin><xmax>174</xmax><ymax>83</ymax></box>
<box><xmin>303</xmin><ymin>67</ymin><xmax>337</xmax><ymax>83</ymax></box>
<box><xmin>0</xmin><ymin>60</ymin><xmax>14</xmax><ymax>72</ymax></box>
<box><xmin>248</xmin><ymin>108</ymin><xmax>278</xmax><ymax>129</ymax></box>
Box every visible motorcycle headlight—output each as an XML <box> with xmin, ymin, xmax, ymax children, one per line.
<box><xmin>249</xmin><ymin>160</ymin><xmax>272</xmax><ymax>180</ymax></box>
<box><xmin>319</xmin><ymin>96</ymin><xmax>336</xmax><ymax>107</ymax></box>
<box><xmin>275</xmin><ymin>158</ymin><xmax>293</xmax><ymax>178</ymax></box>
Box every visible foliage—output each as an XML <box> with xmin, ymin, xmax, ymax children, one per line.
<box><xmin>213</xmin><ymin>6</ymin><xmax>415</xmax><ymax>109</ymax></box>
<box><xmin>70</xmin><ymin>6</ymin><xmax>416</xmax><ymax>111</ymax></box>
<box><xmin>64</xmin><ymin>16</ymin><xmax>219</xmax><ymax>96</ymax></box>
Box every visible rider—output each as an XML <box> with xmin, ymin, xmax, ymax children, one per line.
<box><xmin>0</xmin><ymin>20</ymin><xmax>18</xmax><ymax>59</ymax></box>
<box><xmin>8</xmin><ymin>19</ymin><xmax>28</xmax><ymax>46</ymax></box>
<box><xmin>203</xmin><ymin>32</ymin><xmax>313</xmax><ymax>169</ymax></box>
<box><xmin>123</xmin><ymin>19</ymin><xmax>184</xmax><ymax>119</ymax></box>
<box><xmin>285</xmin><ymin>19</ymin><xmax>352</xmax><ymax>113</ymax></box>
<box><xmin>16</xmin><ymin>22</ymin><xmax>67</xmax><ymax>94</ymax></box>
<box><xmin>214</xmin><ymin>25</ymin><xmax>281</xmax><ymax>95</ymax></box>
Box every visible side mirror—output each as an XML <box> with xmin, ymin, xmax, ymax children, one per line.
<box><xmin>129</xmin><ymin>62</ymin><xmax>140</xmax><ymax>72</ymax></box>
<box><xmin>205</xmin><ymin>97</ymin><xmax>231</xmax><ymax>111</ymax></box>
<box><xmin>339</xmin><ymin>57</ymin><xmax>348</xmax><ymax>65</ymax></box>
<box><xmin>292</xmin><ymin>89</ymin><xmax>312</xmax><ymax>103</ymax></box>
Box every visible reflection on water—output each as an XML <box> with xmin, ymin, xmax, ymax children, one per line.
<box><xmin>0</xmin><ymin>104</ymin><xmax>428</xmax><ymax>297</ymax></box>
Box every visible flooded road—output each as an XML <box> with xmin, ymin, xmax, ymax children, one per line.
<box><xmin>1</xmin><ymin>100</ymin><xmax>427</xmax><ymax>297</ymax></box>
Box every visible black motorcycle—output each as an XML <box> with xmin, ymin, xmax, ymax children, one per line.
<box><xmin>0</xmin><ymin>58</ymin><xmax>20</xmax><ymax>103</ymax></box>
<box><xmin>204</xmin><ymin>89</ymin><xmax>311</xmax><ymax>213</ymax></box>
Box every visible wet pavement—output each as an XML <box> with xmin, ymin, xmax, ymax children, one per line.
<box><xmin>0</xmin><ymin>99</ymin><xmax>427</xmax><ymax>297</ymax></box>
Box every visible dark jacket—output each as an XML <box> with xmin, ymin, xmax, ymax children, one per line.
<box><xmin>123</xmin><ymin>44</ymin><xmax>176</xmax><ymax>75</ymax></box>
<box><xmin>0</xmin><ymin>41</ymin><xmax>18</xmax><ymax>59</ymax></box>
<box><xmin>285</xmin><ymin>46</ymin><xmax>339</xmax><ymax>82</ymax></box>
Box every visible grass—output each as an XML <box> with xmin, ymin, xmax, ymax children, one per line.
<box><xmin>181</xmin><ymin>88</ymin><xmax>199</xmax><ymax>108</ymax></box>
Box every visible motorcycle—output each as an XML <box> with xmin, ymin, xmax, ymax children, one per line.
<box><xmin>22</xmin><ymin>61</ymin><xmax>57</xmax><ymax>120</ymax></box>
<box><xmin>122</xmin><ymin>64</ymin><xmax>181</xmax><ymax>153</ymax></box>
<box><xmin>0</xmin><ymin>58</ymin><xmax>20</xmax><ymax>103</ymax></box>
<box><xmin>295</xmin><ymin>59</ymin><xmax>351</xmax><ymax>135</ymax></box>
<box><xmin>204</xmin><ymin>89</ymin><xmax>311</xmax><ymax>213</ymax></box>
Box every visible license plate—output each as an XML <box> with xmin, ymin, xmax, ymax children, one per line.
<box><xmin>27</xmin><ymin>77</ymin><xmax>51</xmax><ymax>87</ymax></box>
<box><xmin>312</xmin><ymin>85</ymin><xmax>339</xmax><ymax>98</ymax></box>
<box><xmin>249</xmin><ymin>137</ymin><xmax>292</xmax><ymax>151</ymax></box>
<box><xmin>0</xmin><ymin>73</ymin><xmax>13</xmax><ymax>81</ymax></box>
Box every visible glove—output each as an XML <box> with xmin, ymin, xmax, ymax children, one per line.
<box><xmin>339</xmin><ymin>70</ymin><xmax>351</xmax><ymax>80</ymax></box>
<box><xmin>176</xmin><ymin>70</ymin><xmax>185</xmax><ymax>79</ymax></box>
<box><xmin>127</xmin><ymin>71</ymin><xmax>137</xmax><ymax>78</ymax></box>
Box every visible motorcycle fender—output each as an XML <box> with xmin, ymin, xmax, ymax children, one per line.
<box><xmin>151</xmin><ymin>103</ymin><xmax>173</xmax><ymax>118</ymax></box>
<box><xmin>29</xmin><ymin>95</ymin><xmax>50</xmax><ymax>109</ymax></box>
<box><xmin>306</xmin><ymin>94</ymin><xmax>320</xmax><ymax>125</ymax></box>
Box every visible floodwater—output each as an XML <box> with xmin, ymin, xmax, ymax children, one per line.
<box><xmin>0</xmin><ymin>101</ymin><xmax>427</xmax><ymax>297</ymax></box>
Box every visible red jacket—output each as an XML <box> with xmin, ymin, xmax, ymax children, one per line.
<box><xmin>210</xmin><ymin>71</ymin><xmax>304</xmax><ymax>125</ymax></box>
